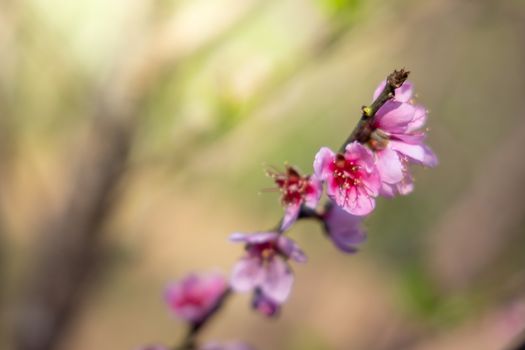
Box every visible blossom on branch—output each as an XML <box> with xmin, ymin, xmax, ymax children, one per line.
<box><xmin>165</xmin><ymin>272</ymin><xmax>228</xmax><ymax>324</ymax></box>
<box><xmin>229</xmin><ymin>232</ymin><xmax>306</xmax><ymax>314</ymax></box>
<box><xmin>267</xmin><ymin>165</ymin><xmax>322</xmax><ymax>231</ymax></box>
<box><xmin>370</xmin><ymin>80</ymin><xmax>438</xmax><ymax>196</ymax></box>
<box><xmin>314</xmin><ymin>142</ymin><xmax>380</xmax><ymax>216</ymax></box>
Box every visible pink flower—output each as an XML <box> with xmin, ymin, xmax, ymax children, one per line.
<box><xmin>230</xmin><ymin>232</ymin><xmax>306</xmax><ymax>305</ymax></box>
<box><xmin>370</xmin><ymin>80</ymin><xmax>437</xmax><ymax>196</ymax></box>
<box><xmin>165</xmin><ymin>272</ymin><xmax>227</xmax><ymax>324</ymax></box>
<box><xmin>314</xmin><ymin>142</ymin><xmax>380</xmax><ymax>216</ymax></box>
<box><xmin>268</xmin><ymin>165</ymin><xmax>322</xmax><ymax>231</ymax></box>
<box><xmin>322</xmin><ymin>202</ymin><xmax>366</xmax><ymax>253</ymax></box>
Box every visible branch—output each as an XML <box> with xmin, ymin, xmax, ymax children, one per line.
<box><xmin>339</xmin><ymin>68</ymin><xmax>410</xmax><ymax>152</ymax></box>
<box><xmin>170</xmin><ymin>68</ymin><xmax>410</xmax><ymax>349</ymax></box>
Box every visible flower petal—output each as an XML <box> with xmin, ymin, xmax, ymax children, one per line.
<box><xmin>281</xmin><ymin>204</ymin><xmax>300</xmax><ymax>232</ymax></box>
<box><xmin>277</xmin><ymin>236</ymin><xmax>307</xmax><ymax>263</ymax></box>
<box><xmin>389</xmin><ymin>140</ymin><xmax>426</xmax><ymax>162</ymax></box>
<box><xmin>394</xmin><ymin>81</ymin><xmax>413</xmax><ymax>103</ymax></box>
<box><xmin>304</xmin><ymin>175</ymin><xmax>322</xmax><ymax>209</ymax></box>
<box><xmin>396</xmin><ymin>172</ymin><xmax>414</xmax><ymax>195</ymax></box>
<box><xmin>344</xmin><ymin>142</ymin><xmax>376</xmax><ymax>172</ymax></box>
<box><xmin>230</xmin><ymin>232</ymin><xmax>278</xmax><ymax>245</ymax></box>
<box><xmin>375</xmin><ymin>102</ymin><xmax>416</xmax><ymax>133</ymax></box>
<box><xmin>375</xmin><ymin>148</ymin><xmax>404</xmax><ymax>184</ymax></box>
<box><xmin>260</xmin><ymin>257</ymin><xmax>294</xmax><ymax>303</ymax></box>
<box><xmin>324</xmin><ymin>203</ymin><xmax>367</xmax><ymax>253</ymax></box>
<box><xmin>334</xmin><ymin>186</ymin><xmax>375</xmax><ymax>216</ymax></box>
<box><xmin>230</xmin><ymin>257</ymin><xmax>264</xmax><ymax>293</ymax></box>
<box><xmin>422</xmin><ymin>145</ymin><xmax>438</xmax><ymax>167</ymax></box>
<box><xmin>373</xmin><ymin>80</ymin><xmax>413</xmax><ymax>103</ymax></box>
<box><xmin>406</xmin><ymin>104</ymin><xmax>427</xmax><ymax>132</ymax></box>
<box><xmin>313</xmin><ymin>147</ymin><xmax>335</xmax><ymax>180</ymax></box>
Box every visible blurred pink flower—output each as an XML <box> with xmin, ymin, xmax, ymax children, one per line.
<box><xmin>165</xmin><ymin>272</ymin><xmax>227</xmax><ymax>324</ymax></box>
<box><xmin>230</xmin><ymin>232</ymin><xmax>306</xmax><ymax>305</ymax></box>
<box><xmin>314</xmin><ymin>142</ymin><xmax>380</xmax><ymax>216</ymax></box>
<box><xmin>268</xmin><ymin>165</ymin><xmax>322</xmax><ymax>231</ymax></box>
<box><xmin>323</xmin><ymin>202</ymin><xmax>366</xmax><ymax>253</ymax></box>
<box><xmin>370</xmin><ymin>80</ymin><xmax>437</xmax><ymax>197</ymax></box>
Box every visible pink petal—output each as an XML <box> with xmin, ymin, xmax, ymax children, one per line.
<box><xmin>277</xmin><ymin>236</ymin><xmax>307</xmax><ymax>263</ymax></box>
<box><xmin>313</xmin><ymin>147</ymin><xmax>335</xmax><ymax>180</ymax></box>
<box><xmin>394</xmin><ymin>81</ymin><xmax>413</xmax><ymax>103</ymax></box>
<box><xmin>372</xmin><ymin>80</ymin><xmax>413</xmax><ymax>103</ymax></box>
<box><xmin>353</xmin><ymin>187</ymin><xmax>376</xmax><ymax>215</ymax></box>
<box><xmin>344</xmin><ymin>142</ymin><xmax>376</xmax><ymax>172</ymax></box>
<box><xmin>324</xmin><ymin>203</ymin><xmax>366</xmax><ymax>253</ymax></box>
<box><xmin>230</xmin><ymin>232</ymin><xmax>278</xmax><ymax>245</ymax></box>
<box><xmin>375</xmin><ymin>102</ymin><xmax>417</xmax><ymax>133</ymax></box>
<box><xmin>379</xmin><ymin>182</ymin><xmax>396</xmax><ymax>198</ymax></box>
<box><xmin>406</xmin><ymin>104</ymin><xmax>427</xmax><ymax>132</ymax></box>
<box><xmin>422</xmin><ymin>145</ymin><xmax>438</xmax><ymax>167</ymax></box>
<box><xmin>260</xmin><ymin>257</ymin><xmax>294</xmax><ymax>303</ymax></box>
<box><xmin>335</xmin><ymin>186</ymin><xmax>375</xmax><ymax>216</ymax></box>
<box><xmin>389</xmin><ymin>140</ymin><xmax>426</xmax><ymax>162</ymax></box>
<box><xmin>375</xmin><ymin>148</ymin><xmax>404</xmax><ymax>184</ymax></box>
<box><xmin>281</xmin><ymin>204</ymin><xmax>300</xmax><ymax>231</ymax></box>
<box><xmin>304</xmin><ymin>175</ymin><xmax>322</xmax><ymax>209</ymax></box>
<box><xmin>390</xmin><ymin>131</ymin><xmax>426</xmax><ymax>144</ymax></box>
<box><xmin>230</xmin><ymin>257</ymin><xmax>264</xmax><ymax>292</ymax></box>
<box><xmin>362</xmin><ymin>169</ymin><xmax>381</xmax><ymax>197</ymax></box>
<box><xmin>396</xmin><ymin>172</ymin><xmax>414</xmax><ymax>195</ymax></box>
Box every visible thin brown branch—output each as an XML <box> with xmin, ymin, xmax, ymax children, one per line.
<box><xmin>340</xmin><ymin>68</ymin><xmax>410</xmax><ymax>151</ymax></box>
<box><xmin>14</xmin><ymin>108</ymin><xmax>135</xmax><ymax>350</ymax></box>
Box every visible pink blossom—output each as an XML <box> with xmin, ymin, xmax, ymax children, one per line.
<box><xmin>323</xmin><ymin>202</ymin><xmax>366</xmax><ymax>253</ymax></box>
<box><xmin>268</xmin><ymin>165</ymin><xmax>322</xmax><ymax>231</ymax></box>
<box><xmin>230</xmin><ymin>232</ymin><xmax>306</xmax><ymax>305</ymax></box>
<box><xmin>314</xmin><ymin>142</ymin><xmax>380</xmax><ymax>216</ymax></box>
<box><xmin>370</xmin><ymin>80</ymin><xmax>437</xmax><ymax>196</ymax></box>
<box><xmin>165</xmin><ymin>272</ymin><xmax>227</xmax><ymax>324</ymax></box>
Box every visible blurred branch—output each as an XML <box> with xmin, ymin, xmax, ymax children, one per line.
<box><xmin>13</xmin><ymin>98</ymin><xmax>136</xmax><ymax>350</ymax></box>
<box><xmin>12</xmin><ymin>2</ymin><xmax>273</xmax><ymax>349</ymax></box>
<box><xmin>507</xmin><ymin>331</ymin><xmax>525</xmax><ymax>350</ymax></box>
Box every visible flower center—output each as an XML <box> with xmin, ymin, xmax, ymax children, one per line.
<box><xmin>271</xmin><ymin>166</ymin><xmax>310</xmax><ymax>206</ymax></box>
<box><xmin>331</xmin><ymin>154</ymin><xmax>363</xmax><ymax>189</ymax></box>
<box><xmin>250</xmin><ymin>241</ymin><xmax>278</xmax><ymax>263</ymax></box>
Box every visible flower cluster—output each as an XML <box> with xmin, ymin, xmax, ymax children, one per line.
<box><xmin>147</xmin><ymin>72</ymin><xmax>437</xmax><ymax>350</ymax></box>
<box><xmin>229</xmin><ymin>79</ymin><xmax>436</xmax><ymax>316</ymax></box>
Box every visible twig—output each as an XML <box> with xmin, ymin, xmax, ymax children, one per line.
<box><xmin>340</xmin><ymin>68</ymin><xmax>410</xmax><ymax>151</ymax></box>
<box><xmin>14</xmin><ymin>110</ymin><xmax>135</xmax><ymax>350</ymax></box>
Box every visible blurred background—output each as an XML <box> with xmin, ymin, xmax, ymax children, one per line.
<box><xmin>1</xmin><ymin>0</ymin><xmax>525</xmax><ymax>349</ymax></box>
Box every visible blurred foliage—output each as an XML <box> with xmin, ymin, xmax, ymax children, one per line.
<box><xmin>1</xmin><ymin>0</ymin><xmax>525</xmax><ymax>349</ymax></box>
